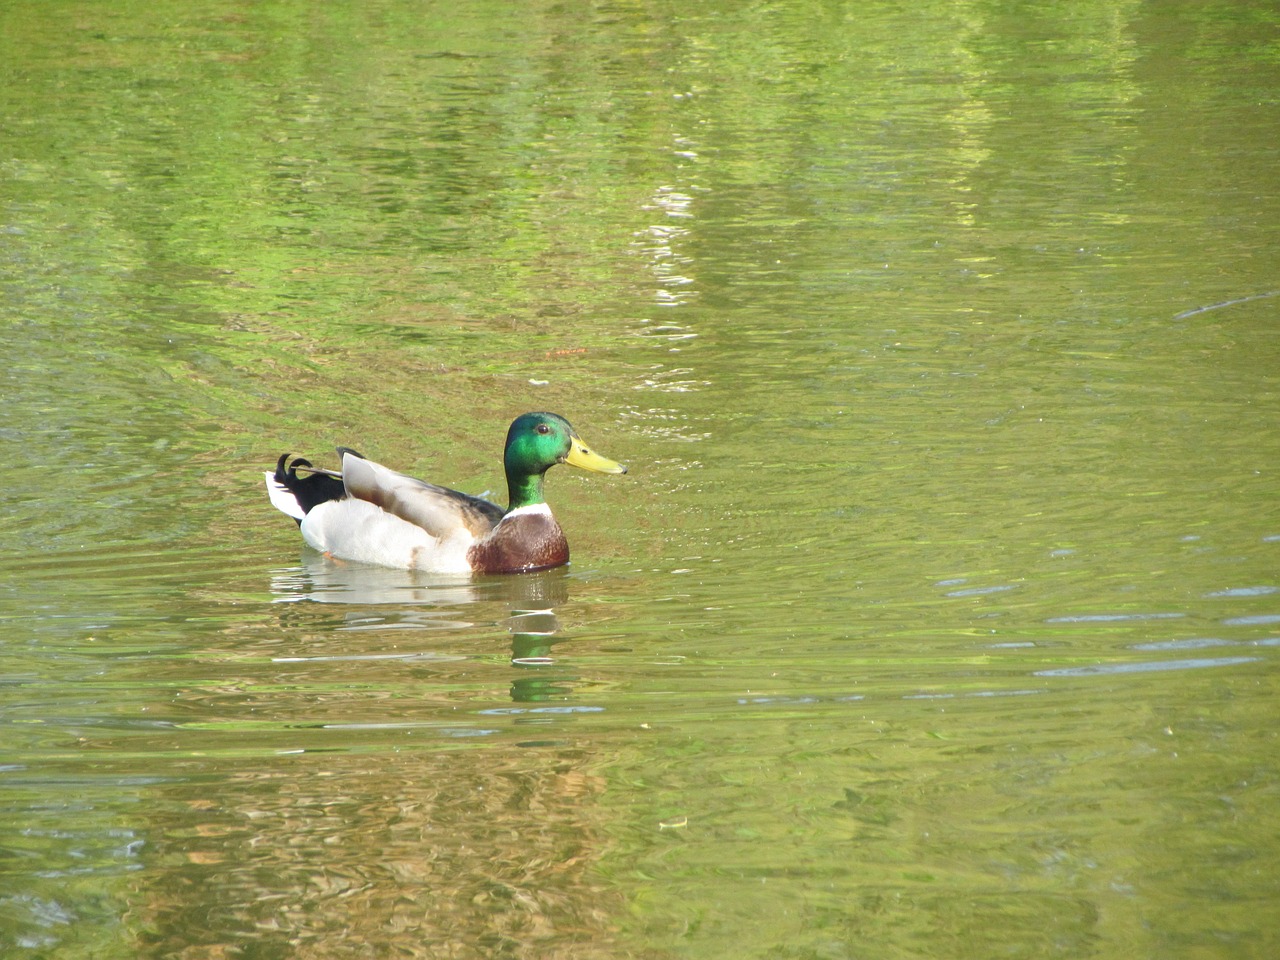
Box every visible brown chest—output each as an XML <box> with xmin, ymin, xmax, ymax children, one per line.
<box><xmin>467</xmin><ymin>512</ymin><xmax>569</xmax><ymax>574</ymax></box>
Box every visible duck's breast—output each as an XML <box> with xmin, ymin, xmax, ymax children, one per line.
<box><xmin>467</xmin><ymin>505</ymin><xmax>569</xmax><ymax>574</ymax></box>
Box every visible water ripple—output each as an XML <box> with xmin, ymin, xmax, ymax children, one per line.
<box><xmin>1036</xmin><ymin>656</ymin><xmax>1259</xmax><ymax>677</ymax></box>
<box><xmin>1045</xmin><ymin>613</ymin><xmax>1185</xmax><ymax>623</ymax></box>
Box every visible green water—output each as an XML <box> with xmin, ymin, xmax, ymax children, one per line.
<box><xmin>2</xmin><ymin>1</ymin><xmax>1278</xmax><ymax>957</ymax></box>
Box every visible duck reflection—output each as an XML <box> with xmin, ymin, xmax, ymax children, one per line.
<box><xmin>506</xmin><ymin>607</ymin><xmax>576</xmax><ymax>703</ymax></box>
<box><xmin>268</xmin><ymin>553</ymin><xmax>578</xmax><ymax>702</ymax></box>
<box><xmin>271</xmin><ymin>550</ymin><xmax>571</xmax><ymax>608</ymax></box>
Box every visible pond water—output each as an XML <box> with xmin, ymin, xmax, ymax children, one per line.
<box><xmin>2</xmin><ymin>1</ymin><xmax>1278</xmax><ymax>957</ymax></box>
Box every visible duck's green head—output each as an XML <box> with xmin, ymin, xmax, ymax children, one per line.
<box><xmin>503</xmin><ymin>412</ymin><xmax>626</xmax><ymax>509</ymax></box>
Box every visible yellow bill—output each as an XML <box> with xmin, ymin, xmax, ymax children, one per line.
<box><xmin>565</xmin><ymin>434</ymin><xmax>627</xmax><ymax>474</ymax></box>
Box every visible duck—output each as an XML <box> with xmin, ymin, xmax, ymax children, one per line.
<box><xmin>264</xmin><ymin>411</ymin><xmax>626</xmax><ymax>574</ymax></box>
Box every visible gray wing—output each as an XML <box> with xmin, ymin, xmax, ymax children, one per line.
<box><xmin>340</xmin><ymin>452</ymin><xmax>504</xmax><ymax>539</ymax></box>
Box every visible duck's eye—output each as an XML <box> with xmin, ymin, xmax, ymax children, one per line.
<box><xmin>536</xmin><ymin>423</ymin><xmax>551</xmax><ymax>435</ymax></box>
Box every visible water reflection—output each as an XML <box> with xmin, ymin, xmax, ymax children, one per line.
<box><xmin>134</xmin><ymin>729</ymin><xmax>619</xmax><ymax>959</ymax></box>
<box><xmin>270</xmin><ymin>552</ymin><xmax>570</xmax><ymax>611</ymax></box>
<box><xmin>3</xmin><ymin>0</ymin><xmax>1278</xmax><ymax>954</ymax></box>
<box><xmin>269</xmin><ymin>554</ymin><xmax>578</xmax><ymax>702</ymax></box>
<box><xmin>116</xmin><ymin>560</ymin><xmax>620</xmax><ymax>956</ymax></box>
<box><xmin>638</xmin><ymin>185</ymin><xmax>699</xmax><ymax>309</ymax></box>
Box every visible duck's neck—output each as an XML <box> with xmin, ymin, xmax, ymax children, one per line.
<box><xmin>505</xmin><ymin>469</ymin><xmax>547</xmax><ymax>512</ymax></box>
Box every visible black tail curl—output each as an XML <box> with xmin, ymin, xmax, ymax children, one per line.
<box><xmin>273</xmin><ymin>453</ymin><xmax>350</xmax><ymax>517</ymax></box>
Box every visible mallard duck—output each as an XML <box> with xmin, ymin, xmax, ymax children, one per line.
<box><xmin>265</xmin><ymin>412</ymin><xmax>626</xmax><ymax>574</ymax></box>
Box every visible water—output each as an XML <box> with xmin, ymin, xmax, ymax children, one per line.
<box><xmin>2</xmin><ymin>1</ymin><xmax>1278</xmax><ymax>957</ymax></box>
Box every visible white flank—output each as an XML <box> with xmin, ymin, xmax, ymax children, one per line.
<box><xmin>264</xmin><ymin>472</ymin><xmax>307</xmax><ymax>521</ymax></box>
<box><xmin>300</xmin><ymin>499</ymin><xmax>475</xmax><ymax>573</ymax></box>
